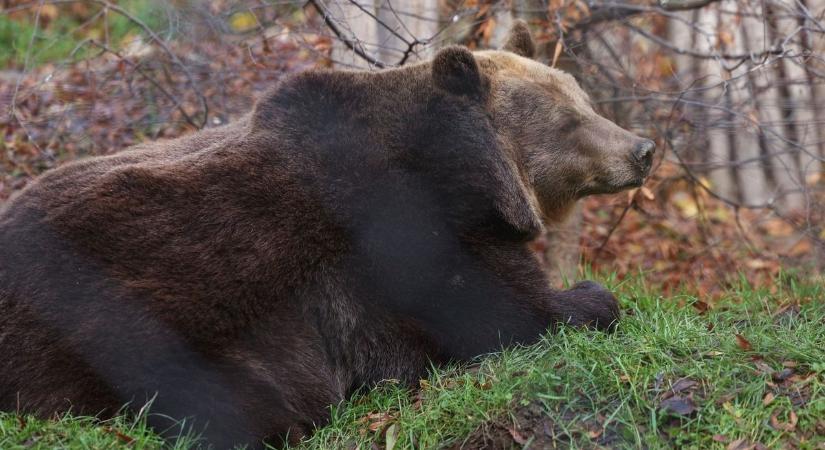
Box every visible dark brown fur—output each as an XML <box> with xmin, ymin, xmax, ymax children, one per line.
<box><xmin>0</xmin><ymin>26</ymin><xmax>652</xmax><ymax>449</ymax></box>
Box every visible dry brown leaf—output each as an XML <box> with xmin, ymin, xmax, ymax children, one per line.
<box><xmin>480</xmin><ymin>18</ymin><xmax>496</xmax><ymax>45</ymax></box>
<box><xmin>770</xmin><ymin>410</ymin><xmax>798</xmax><ymax>432</ymax></box>
<box><xmin>727</xmin><ymin>439</ymin><xmax>754</xmax><ymax>450</ymax></box>
<box><xmin>693</xmin><ymin>300</ymin><xmax>710</xmax><ymax>314</ymax></box>
<box><xmin>658</xmin><ymin>395</ymin><xmax>697</xmax><ymax>416</ymax></box>
<box><xmin>752</xmin><ymin>360</ymin><xmax>773</xmax><ymax>375</ymax></box>
<box><xmin>385</xmin><ymin>423</ymin><xmax>399</xmax><ymax>450</ymax></box>
<box><xmin>361</xmin><ymin>411</ymin><xmax>396</xmax><ymax>432</ymax></box>
<box><xmin>670</xmin><ymin>378</ymin><xmax>698</xmax><ymax>394</ymax></box>
<box><xmin>762</xmin><ymin>392</ymin><xmax>775</xmax><ymax>406</ymax></box>
<box><xmin>39</xmin><ymin>4</ymin><xmax>59</xmax><ymax>20</ymax></box>
<box><xmin>103</xmin><ymin>427</ymin><xmax>135</xmax><ymax>444</ymax></box>
<box><xmin>735</xmin><ymin>334</ymin><xmax>753</xmax><ymax>351</ymax></box>
<box><xmin>619</xmin><ymin>374</ymin><xmax>631</xmax><ymax>383</ymax></box>
<box><xmin>745</xmin><ymin>259</ymin><xmax>771</xmax><ymax>270</ymax></box>
<box><xmin>551</xmin><ymin>40</ymin><xmax>563</xmax><ymax>68</ymax></box>
<box><xmin>507</xmin><ymin>426</ymin><xmax>528</xmax><ymax>444</ymax></box>
<box><xmin>587</xmin><ymin>428</ymin><xmax>603</xmax><ymax>439</ymax></box>
<box><xmin>771</xmin><ymin>368</ymin><xmax>794</xmax><ymax>382</ymax></box>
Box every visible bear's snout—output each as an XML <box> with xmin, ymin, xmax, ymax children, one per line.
<box><xmin>631</xmin><ymin>139</ymin><xmax>655</xmax><ymax>176</ymax></box>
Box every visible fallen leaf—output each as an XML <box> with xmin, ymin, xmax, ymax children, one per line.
<box><xmin>752</xmin><ymin>360</ymin><xmax>773</xmax><ymax>375</ymax></box>
<box><xmin>659</xmin><ymin>395</ymin><xmax>697</xmax><ymax>416</ymax></box>
<box><xmin>670</xmin><ymin>378</ymin><xmax>698</xmax><ymax>394</ymax></box>
<box><xmin>735</xmin><ymin>334</ymin><xmax>753</xmax><ymax>351</ymax></box>
<box><xmin>385</xmin><ymin>423</ymin><xmax>398</xmax><ymax>450</ymax></box>
<box><xmin>673</xmin><ymin>192</ymin><xmax>698</xmax><ymax>217</ymax></box>
<box><xmin>360</xmin><ymin>411</ymin><xmax>396</xmax><ymax>432</ymax></box>
<box><xmin>762</xmin><ymin>392</ymin><xmax>775</xmax><ymax>406</ymax></box>
<box><xmin>745</xmin><ymin>259</ymin><xmax>770</xmax><ymax>270</ymax></box>
<box><xmin>229</xmin><ymin>11</ymin><xmax>259</xmax><ymax>32</ymax></box>
<box><xmin>411</xmin><ymin>391</ymin><xmax>423</xmax><ymax>411</ymax></box>
<box><xmin>761</xmin><ymin>218</ymin><xmax>794</xmax><ymax>237</ymax></box>
<box><xmin>727</xmin><ymin>439</ymin><xmax>754</xmax><ymax>450</ymax></box>
<box><xmin>771</xmin><ymin>368</ymin><xmax>794</xmax><ymax>382</ymax></box>
<box><xmin>507</xmin><ymin>426</ymin><xmax>528</xmax><ymax>444</ymax></box>
<box><xmin>39</xmin><ymin>4</ymin><xmax>59</xmax><ymax>21</ymax></box>
<box><xmin>722</xmin><ymin>401</ymin><xmax>738</xmax><ymax>417</ymax></box>
<box><xmin>770</xmin><ymin>410</ymin><xmax>798</xmax><ymax>432</ymax></box>
<box><xmin>713</xmin><ymin>434</ymin><xmax>728</xmax><ymax>443</ymax></box>
<box><xmin>103</xmin><ymin>427</ymin><xmax>135</xmax><ymax>444</ymax></box>
<box><xmin>551</xmin><ymin>40</ymin><xmax>563</xmax><ymax>68</ymax></box>
<box><xmin>693</xmin><ymin>300</ymin><xmax>710</xmax><ymax>314</ymax></box>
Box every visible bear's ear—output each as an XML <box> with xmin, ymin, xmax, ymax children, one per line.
<box><xmin>432</xmin><ymin>46</ymin><xmax>483</xmax><ymax>97</ymax></box>
<box><xmin>502</xmin><ymin>20</ymin><xmax>536</xmax><ymax>59</ymax></box>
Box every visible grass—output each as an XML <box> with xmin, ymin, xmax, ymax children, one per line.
<box><xmin>1</xmin><ymin>272</ymin><xmax>823</xmax><ymax>449</ymax></box>
<box><xmin>0</xmin><ymin>412</ymin><xmax>199</xmax><ymax>450</ymax></box>
<box><xmin>0</xmin><ymin>1</ymin><xmax>167</xmax><ymax>69</ymax></box>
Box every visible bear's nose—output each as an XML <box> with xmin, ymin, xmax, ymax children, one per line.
<box><xmin>632</xmin><ymin>140</ymin><xmax>655</xmax><ymax>167</ymax></box>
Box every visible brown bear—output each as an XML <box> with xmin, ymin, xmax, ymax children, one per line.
<box><xmin>0</xmin><ymin>22</ymin><xmax>654</xmax><ymax>449</ymax></box>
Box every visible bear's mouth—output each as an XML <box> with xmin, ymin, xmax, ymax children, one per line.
<box><xmin>585</xmin><ymin>171</ymin><xmax>648</xmax><ymax>196</ymax></box>
<box><xmin>619</xmin><ymin>155</ymin><xmax>654</xmax><ymax>190</ymax></box>
<box><xmin>620</xmin><ymin>177</ymin><xmax>646</xmax><ymax>189</ymax></box>
<box><xmin>614</xmin><ymin>178</ymin><xmax>645</xmax><ymax>191</ymax></box>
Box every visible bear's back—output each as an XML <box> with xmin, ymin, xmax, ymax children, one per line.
<box><xmin>0</xmin><ymin>109</ymin><xmax>349</xmax><ymax>339</ymax></box>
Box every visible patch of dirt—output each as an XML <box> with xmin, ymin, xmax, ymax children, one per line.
<box><xmin>450</xmin><ymin>400</ymin><xmax>622</xmax><ymax>449</ymax></box>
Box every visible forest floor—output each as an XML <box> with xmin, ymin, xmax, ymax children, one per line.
<box><xmin>1</xmin><ymin>273</ymin><xmax>823</xmax><ymax>450</ymax></box>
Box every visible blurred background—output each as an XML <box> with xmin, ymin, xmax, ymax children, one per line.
<box><xmin>1</xmin><ymin>0</ymin><xmax>823</xmax><ymax>299</ymax></box>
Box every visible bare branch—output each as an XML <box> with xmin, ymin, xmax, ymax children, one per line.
<box><xmin>85</xmin><ymin>40</ymin><xmax>201</xmax><ymax>128</ymax></box>
<box><xmin>307</xmin><ymin>0</ymin><xmax>387</xmax><ymax>68</ymax></box>
<box><xmin>658</xmin><ymin>0</ymin><xmax>719</xmax><ymax>11</ymax></box>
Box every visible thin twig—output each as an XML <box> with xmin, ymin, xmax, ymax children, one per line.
<box><xmin>86</xmin><ymin>40</ymin><xmax>200</xmax><ymax>128</ymax></box>
<box><xmin>307</xmin><ymin>0</ymin><xmax>387</xmax><ymax>68</ymax></box>
<box><xmin>87</xmin><ymin>0</ymin><xmax>209</xmax><ymax>127</ymax></box>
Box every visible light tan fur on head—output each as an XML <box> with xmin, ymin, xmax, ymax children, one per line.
<box><xmin>473</xmin><ymin>48</ymin><xmax>654</xmax><ymax>222</ymax></box>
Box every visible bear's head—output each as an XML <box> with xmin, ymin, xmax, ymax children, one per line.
<box><xmin>431</xmin><ymin>21</ymin><xmax>655</xmax><ymax>222</ymax></box>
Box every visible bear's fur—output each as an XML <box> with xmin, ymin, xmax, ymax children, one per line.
<box><xmin>0</xmin><ymin>23</ymin><xmax>653</xmax><ymax>448</ymax></box>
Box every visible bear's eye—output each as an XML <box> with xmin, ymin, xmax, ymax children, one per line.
<box><xmin>558</xmin><ymin>116</ymin><xmax>581</xmax><ymax>134</ymax></box>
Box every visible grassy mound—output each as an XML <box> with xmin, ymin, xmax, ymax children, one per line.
<box><xmin>1</xmin><ymin>274</ymin><xmax>823</xmax><ymax>449</ymax></box>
